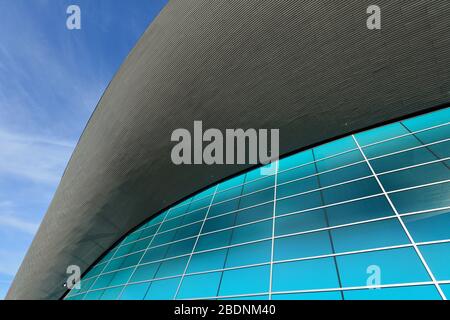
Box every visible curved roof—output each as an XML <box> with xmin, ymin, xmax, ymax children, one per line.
<box><xmin>7</xmin><ymin>0</ymin><xmax>450</xmax><ymax>299</ymax></box>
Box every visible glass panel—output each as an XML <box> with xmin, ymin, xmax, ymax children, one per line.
<box><xmin>336</xmin><ymin>248</ymin><xmax>430</xmax><ymax>287</ymax></box>
<box><xmin>419</xmin><ymin>242</ymin><xmax>450</xmax><ymax>281</ymax></box>
<box><xmin>130</xmin><ymin>263</ymin><xmax>160</xmax><ymax>283</ymax></box>
<box><xmin>120</xmin><ymin>283</ymin><xmax>150</xmax><ymax>300</ymax></box>
<box><xmin>275</xmin><ymin>209</ymin><xmax>327</xmax><ymax>236</ymax></box>
<box><xmin>218</xmin><ymin>265</ymin><xmax>270</xmax><ymax>296</ymax></box>
<box><xmin>343</xmin><ymin>285</ymin><xmax>442</xmax><ymax>300</ymax></box>
<box><xmin>100</xmin><ymin>287</ymin><xmax>124</xmax><ymax>300</ymax></box>
<box><xmin>272</xmin><ymin>291</ymin><xmax>342</xmax><ymax>300</ymax></box>
<box><xmin>177</xmin><ymin>272</ymin><xmax>222</xmax><ymax>299</ymax></box>
<box><xmin>274</xmin><ymin>231</ymin><xmax>332</xmax><ymax>260</ymax></box>
<box><xmin>187</xmin><ymin>250</ymin><xmax>227</xmax><ymax>273</ymax></box>
<box><xmin>330</xmin><ymin>219</ymin><xmax>409</xmax><ymax>253</ymax></box>
<box><xmin>272</xmin><ymin>258</ymin><xmax>340</xmax><ymax>292</ymax></box>
<box><xmin>403</xmin><ymin>209</ymin><xmax>450</xmax><ymax>242</ymax></box>
<box><xmin>144</xmin><ymin>277</ymin><xmax>181</xmax><ymax>300</ymax></box>
<box><xmin>390</xmin><ymin>182</ymin><xmax>450</xmax><ymax>214</ymax></box>
<box><xmin>225</xmin><ymin>240</ymin><xmax>271</xmax><ymax>268</ymax></box>
<box><xmin>66</xmin><ymin>107</ymin><xmax>450</xmax><ymax>300</ymax></box>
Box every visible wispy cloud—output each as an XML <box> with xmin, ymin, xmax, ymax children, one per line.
<box><xmin>0</xmin><ymin>129</ymin><xmax>75</xmax><ymax>185</ymax></box>
<box><xmin>0</xmin><ymin>215</ymin><xmax>39</xmax><ymax>235</ymax></box>
<box><xmin>0</xmin><ymin>201</ymin><xmax>40</xmax><ymax>235</ymax></box>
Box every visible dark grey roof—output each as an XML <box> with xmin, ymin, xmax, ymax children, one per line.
<box><xmin>7</xmin><ymin>0</ymin><xmax>450</xmax><ymax>299</ymax></box>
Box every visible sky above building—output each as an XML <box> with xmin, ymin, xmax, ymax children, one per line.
<box><xmin>0</xmin><ymin>0</ymin><xmax>168</xmax><ymax>299</ymax></box>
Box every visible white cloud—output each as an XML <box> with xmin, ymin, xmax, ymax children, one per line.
<box><xmin>0</xmin><ymin>129</ymin><xmax>75</xmax><ymax>185</ymax></box>
<box><xmin>0</xmin><ymin>215</ymin><xmax>39</xmax><ymax>236</ymax></box>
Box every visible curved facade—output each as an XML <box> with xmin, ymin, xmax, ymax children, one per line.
<box><xmin>64</xmin><ymin>107</ymin><xmax>450</xmax><ymax>300</ymax></box>
<box><xmin>7</xmin><ymin>0</ymin><xmax>450</xmax><ymax>300</ymax></box>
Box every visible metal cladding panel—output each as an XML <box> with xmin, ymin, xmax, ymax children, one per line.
<box><xmin>7</xmin><ymin>0</ymin><xmax>450</xmax><ymax>299</ymax></box>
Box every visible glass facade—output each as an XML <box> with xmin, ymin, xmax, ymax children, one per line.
<box><xmin>65</xmin><ymin>107</ymin><xmax>450</xmax><ymax>300</ymax></box>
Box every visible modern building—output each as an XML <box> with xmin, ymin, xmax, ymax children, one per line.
<box><xmin>7</xmin><ymin>0</ymin><xmax>450</xmax><ymax>300</ymax></box>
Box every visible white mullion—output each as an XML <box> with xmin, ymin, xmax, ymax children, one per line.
<box><xmin>115</xmin><ymin>209</ymin><xmax>171</xmax><ymax>300</ymax></box>
<box><xmin>352</xmin><ymin>135</ymin><xmax>447</xmax><ymax>300</ymax></box>
<box><xmin>173</xmin><ymin>185</ymin><xmax>219</xmax><ymax>300</ymax></box>
<box><xmin>269</xmin><ymin>160</ymin><xmax>279</xmax><ymax>300</ymax></box>
<box><xmin>80</xmin><ymin>222</ymin><xmax>157</xmax><ymax>299</ymax></box>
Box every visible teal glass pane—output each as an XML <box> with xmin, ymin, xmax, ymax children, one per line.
<box><xmin>226</xmin><ymin>295</ymin><xmax>269</xmax><ymax>300</ymax></box>
<box><xmin>355</xmin><ymin>122</ymin><xmax>409</xmax><ymax>146</ymax></box>
<box><xmin>218</xmin><ymin>265</ymin><xmax>270</xmax><ymax>296</ymax></box>
<box><xmin>362</xmin><ymin>135</ymin><xmax>421</xmax><ymax>159</ymax></box>
<box><xmin>441</xmin><ymin>284</ymin><xmax>450</xmax><ymax>298</ymax></box>
<box><xmin>84</xmin><ymin>290</ymin><xmax>105</xmax><ymax>300</ymax></box>
<box><xmin>109</xmin><ymin>268</ymin><xmax>134</xmax><ymax>286</ymax></box>
<box><xmin>274</xmin><ymin>231</ymin><xmax>332</xmax><ymax>260</ymax></box>
<box><xmin>379</xmin><ymin>162</ymin><xmax>450</xmax><ymax>192</ymax></box>
<box><xmin>272</xmin><ymin>258</ymin><xmax>340</xmax><ymax>292</ymax></box>
<box><xmin>100</xmin><ymin>287</ymin><xmax>124</xmax><ymax>300</ymax></box>
<box><xmin>278</xmin><ymin>163</ymin><xmax>316</xmax><ymax>184</ymax></box>
<box><xmin>275</xmin><ymin>209</ymin><xmax>327</xmax><ymax>236</ymax></box>
<box><xmin>230</xmin><ymin>220</ymin><xmax>272</xmax><ymax>245</ymax></box>
<box><xmin>196</xmin><ymin>230</ymin><xmax>233</xmax><ymax>252</ymax></box>
<box><xmin>337</xmin><ymin>248</ymin><xmax>430</xmax><ymax>287</ymax></box>
<box><xmin>390</xmin><ymin>182</ymin><xmax>450</xmax><ymax>214</ymax></box>
<box><xmin>321</xmin><ymin>178</ymin><xmax>381</xmax><ymax>204</ymax></box>
<box><xmin>144</xmin><ymin>277</ymin><xmax>180</xmax><ymax>300</ymax></box>
<box><xmin>155</xmin><ymin>256</ymin><xmax>188</xmax><ymax>278</ymax></box>
<box><xmin>276</xmin><ymin>192</ymin><xmax>322</xmax><ymax>216</ymax></box>
<box><xmin>313</xmin><ymin>136</ymin><xmax>357</xmax><ymax>160</ymax></box>
<box><xmin>177</xmin><ymin>272</ymin><xmax>222</xmax><ymax>299</ymax></box>
<box><xmin>66</xmin><ymin>107</ymin><xmax>450</xmax><ymax>300</ymax></box>
<box><xmin>239</xmin><ymin>188</ymin><xmax>274</xmax><ymax>208</ymax></box>
<box><xmin>343</xmin><ymin>285</ymin><xmax>442</xmax><ymax>300</ymax></box>
<box><xmin>419</xmin><ymin>242</ymin><xmax>450</xmax><ymax>281</ymax></box>
<box><xmin>272</xmin><ymin>291</ymin><xmax>342</xmax><ymax>300</ymax></box>
<box><xmin>277</xmin><ymin>176</ymin><xmax>319</xmax><ymax>199</ymax></box>
<box><xmin>187</xmin><ymin>249</ymin><xmax>227</xmax><ymax>273</ymax></box>
<box><xmin>330</xmin><ymin>219</ymin><xmax>409</xmax><ymax>253</ymax></box>
<box><xmin>217</xmin><ymin>174</ymin><xmax>246</xmax><ymax>192</ymax></box>
<box><xmin>318</xmin><ymin>162</ymin><xmax>371</xmax><ymax>187</ymax></box>
<box><xmin>188</xmin><ymin>195</ymin><xmax>212</xmax><ymax>212</ymax></box>
<box><xmin>202</xmin><ymin>213</ymin><xmax>236</xmax><ymax>233</ymax></box>
<box><xmin>234</xmin><ymin>203</ymin><xmax>272</xmax><ymax>225</ymax></box>
<box><xmin>415</xmin><ymin>125</ymin><xmax>450</xmax><ymax>144</ymax></box>
<box><xmin>315</xmin><ymin>150</ymin><xmax>363</xmax><ymax>173</ymax></box>
<box><xmin>403</xmin><ymin>209</ymin><xmax>450</xmax><ymax>242</ymax></box>
<box><xmin>130</xmin><ymin>263</ymin><xmax>160</xmax><ymax>282</ymax></box>
<box><xmin>213</xmin><ymin>186</ymin><xmax>242</xmax><ymax>204</ymax></box>
<box><xmin>402</xmin><ymin>108</ymin><xmax>450</xmax><ymax>131</ymax></box>
<box><xmin>278</xmin><ymin>150</ymin><xmax>314</xmax><ymax>171</ymax></box>
<box><xmin>91</xmin><ymin>273</ymin><xmax>115</xmax><ymax>290</ymax></box>
<box><xmin>242</xmin><ymin>176</ymin><xmax>275</xmax><ymax>195</ymax></box>
<box><xmin>326</xmin><ymin>196</ymin><xmax>394</xmax><ymax>226</ymax></box>
<box><xmin>225</xmin><ymin>240</ymin><xmax>271</xmax><ymax>268</ymax></box>
<box><xmin>208</xmin><ymin>199</ymin><xmax>239</xmax><ymax>217</ymax></box>
<box><xmin>120</xmin><ymin>282</ymin><xmax>150</xmax><ymax>300</ymax></box>
<box><xmin>370</xmin><ymin>146</ymin><xmax>439</xmax><ymax>173</ymax></box>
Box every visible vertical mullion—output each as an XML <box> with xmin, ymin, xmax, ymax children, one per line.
<box><xmin>81</xmin><ymin>224</ymin><xmax>151</xmax><ymax>299</ymax></box>
<box><xmin>269</xmin><ymin>160</ymin><xmax>279</xmax><ymax>300</ymax></box>
<box><xmin>116</xmin><ymin>209</ymin><xmax>171</xmax><ymax>300</ymax></box>
<box><xmin>352</xmin><ymin>135</ymin><xmax>446</xmax><ymax>300</ymax></box>
<box><xmin>312</xmin><ymin>149</ymin><xmax>345</xmax><ymax>300</ymax></box>
<box><xmin>173</xmin><ymin>185</ymin><xmax>219</xmax><ymax>300</ymax></box>
<box><xmin>214</xmin><ymin>182</ymin><xmax>246</xmax><ymax>298</ymax></box>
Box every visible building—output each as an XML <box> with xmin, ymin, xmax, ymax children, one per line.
<box><xmin>7</xmin><ymin>0</ymin><xmax>450</xmax><ymax>300</ymax></box>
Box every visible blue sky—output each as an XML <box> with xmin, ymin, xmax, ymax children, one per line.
<box><xmin>0</xmin><ymin>0</ymin><xmax>168</xmax><ymax>299</ymax></box>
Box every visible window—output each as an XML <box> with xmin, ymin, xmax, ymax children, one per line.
<box><xmin>65</xmin><ymin>107</ymin><xmax>450</xmax><ymax>300</ymax></box>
